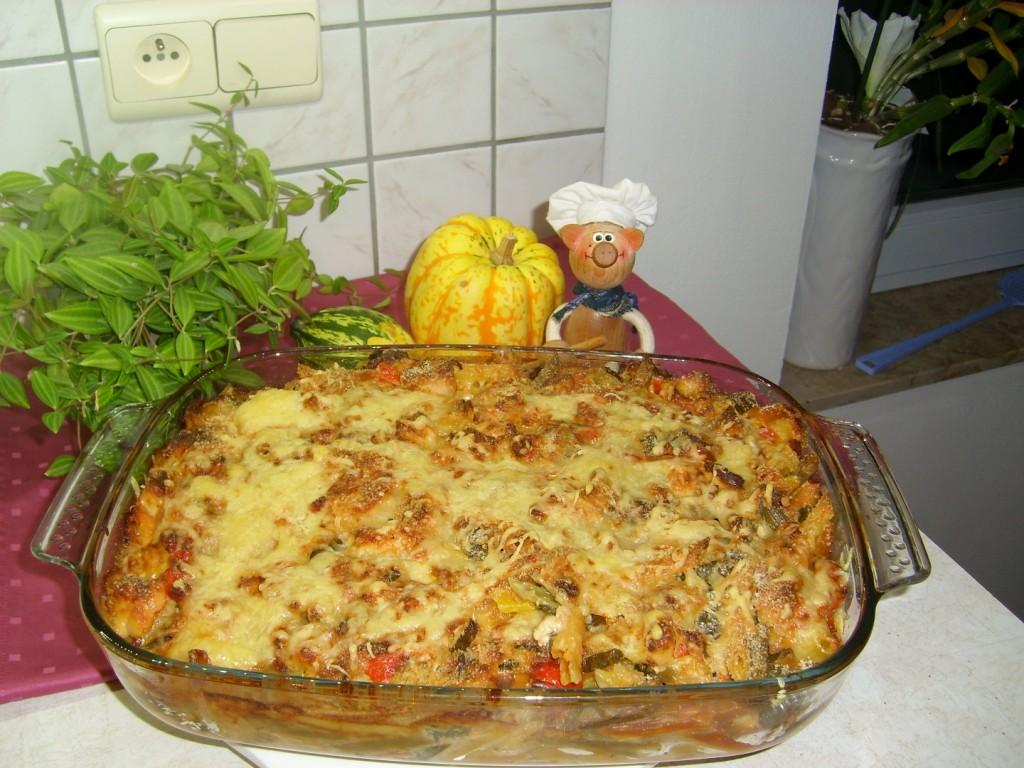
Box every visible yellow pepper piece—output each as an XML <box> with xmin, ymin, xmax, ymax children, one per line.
<box><xmin>493</xmin><ymin>587</ymin><xmax>535</xmax><ymax>614</ymax></box>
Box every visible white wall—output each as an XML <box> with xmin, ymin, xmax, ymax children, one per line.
<box><xmin>603</xmin><ymin>0</ymin><xmax>838</xmax><ymax>380</ymax></box>
<box><xmin>823</xmin><ymin>363</ymin><xmax>1024</xmax><ymax>620</ymax></box>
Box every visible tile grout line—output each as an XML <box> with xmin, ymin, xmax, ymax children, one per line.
<box><xmin>357</xmin><ymin>0</ymin><xmax>381</xmax><ymax>276</ymax></box>
<box><xmin>0</xmin><ymin>5</ymin><xmax>612</xmax><ymax>70</ymax></box>
<box><xmin>490</xmin><ymin>3</ymin><xmax>498</xmax><ymax>216</ymax></box>
<box><xmin>273</xmin><ymin>128</ymin><xmax>605</xmax><ymax>177</ymax></box>
<box><xmin>53</xmin><ymin>0</ymin><xmax>91</xmax><ymax>158</ymax></box>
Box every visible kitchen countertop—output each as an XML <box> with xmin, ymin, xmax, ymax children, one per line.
<box><xmin>781</xmin><ymin>267</ymin><xmax>1024</xmax><ymax>410</ymax></box>
<box><xmin>3</xmin><ymin>533</ymin><xmax>1021</xmax><ymax>767</ymax></box>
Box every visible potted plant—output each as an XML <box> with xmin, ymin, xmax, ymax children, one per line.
<box><xmin>0</xmin><ymin>93</ymin><xmax>363</xmax><ymax>475</ymax></box>
<box><xmin>785</xmin><ymin>0</ymin><xmax>1023</xmax><ymax>369</ymax></box>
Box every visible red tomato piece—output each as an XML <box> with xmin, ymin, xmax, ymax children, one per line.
<box><xmin>365</xmin><ymin>651</ymin><xmax>405</xmax><ymax>683</ymax></box>
<box><xmin>529</xmin><ymin>659</ymin><xmax>582</xmax><ymax>689</ymax></box>
<box><xmin>377</xmin><ymin>363</ymin><xmax>401</xmax><ymax>385</ymax></box>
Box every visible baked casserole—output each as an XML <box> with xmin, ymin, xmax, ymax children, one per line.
<box><xmin>100</xmin><ymin>350</ymin><xmax>847</xmax><ymax>690</ymax></box>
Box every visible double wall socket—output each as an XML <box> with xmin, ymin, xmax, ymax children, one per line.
<box><xmin>96</xmin><ymin>0</ymin><xmax>322</xmax><ymax>121</ymax></box>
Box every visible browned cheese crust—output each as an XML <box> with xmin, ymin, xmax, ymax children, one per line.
<box><xmin>101</xmin><ymin>353</ymin><xmax>847</xmax><ymax>688</ymax></box>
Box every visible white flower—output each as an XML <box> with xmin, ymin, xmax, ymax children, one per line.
<box><xmin>838</xmin><ymin>8</ymin><xmax>920</xmax><ymax>99</ymax></box>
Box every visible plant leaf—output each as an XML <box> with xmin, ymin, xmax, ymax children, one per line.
<box><xmin>218</xmin><ymin>182</ymin><xmax>265</xmax><ymax>221</ymax></box>
<box><xmin>45</xmin><ymin>302</ymin><xmax>111</xmax><ymax>335</ymax></box>
<box><xmin>37</xmin><ymin>261</ymin><xmax>93</xmax><ymax>295</ymax></box>
<box><xmin>131</xmin><ymin>152</ymin><xmax>159</xmax><ymax>173</ymax></box>
<box><xmin>0</xmin><ymin>370</ymin><xmax>30</xmax><ymax>408</ymax></box>
<box><xmin>217</xmin><ymin>363</ymin><xmax>265</xmax><ymax>389</ymax></box>
<box><xmin>41</xmin><ymin>410</ymin><xmax>67</xmax><ymax>434</ymax></box>
<box><xmin>186</xmin><ymin>287</ymin><xmax>224</xmax><ymax>312</ymax></box>
<box><xmin>159</xmin><ymin>181</ymin><xmax>194</xmax><ymax>233</ymax></box>
<box><xmin>99</xmin><ymin>253</ymin><xmax>165</xmax><ymax>285</ymax></box>
<box><xmin>169</xmin><ymin>250</ymin><xmax>212</xmax><ymax>282</ymax></box>
<box><xmin>877</xmin><ymin>95</ymin><xmax>955</xmax><ymax>146</ymax></box>
<box><xmin>246</xmin><ymin>227</ymin><xmax>286</xmax><ymax>261</ymax></box>
<box><xmin>44</xmin><ymin>453</ymin><xmax>76</xmax><ymax>477</ymax></box>
<box><xmin>25</xmin><ymin>343</ymin><xmax>64</xmax><ymax>365</ymax></box>
<box><xmin>956</xmin><ymin>131</ymin><xmax>1014</xmax><ymax>178</ymax></box>
<box><xmin>976</xmin><ymin>21</ymin><xmax>1019</xmax><ymax>76</ymax></box>
<box><xmin>285</xmin><ymin>194</ymin><xmax>314</xmax><ymax>215</ymax></box>
<box><xmin>966</xmin><ymin>55</ymin><xmax>989</xmax><ymax>80</ymax></box>
<box><xmin>97</xmin><ymin>294</ymin><xmax>135</xmax><ymax>339</ymax></box>
<box><xmin>135</xmin><ymin>364</ymin><xmax>179</xmax><ymax>401</ymax></box>
<box><xmin>28</xmin><ymin>368</ymin><xmax>61</xmax><ymax>409</ymax></box>
<box><xmin>3</xmin><ymin>240</ymin><xmax>36</xmax><ymax>296</ymax></box>
<box><xmin>226</xmin><ymin>222</ymin><xmax>267</xmax><ymax>242</ymax></box>
<box><xmin>977</xmin><ymin>44</ymin><xmax>1024</xmax><ymax>96</ymax></box>
<box><xmin>175</xmin><ymin>330</ymin><xmax>198</xmax><ymax>376</ymax></box>
<box><xmin>57</xmin><ymin>188</ymin><xmax>91</xmax><ymax>233</ymax></box>
<box><xmin>271</xmin><ymin>243</ymin><xmax>307</xmax><ymax>291</ymax></box>
<box><xmin>222</xmin><ymin>264</ymin><xmax>262</xmax><ymax>309</ymax></box>
<box><xmin>245</xmin><ymin>147</ymin><xmax>277</xmax><ymax>202</ymax></box>
<box><xmin>0</xmin><ymin>227</ymin><xmax>44</xmax><ymax>262</ymax></box>
<box><xmin>78</xmin><ymin>343</ymin><xmax>129</xmax><ymax>370</ymax></box>
<box><xmin>172</xmin><ymin>288</ymin><xmax>196</xmax><ymax>327</ymax></box>
<box><xmin>63</xmin><ymin>255</ymin><xmax>147</xmax><ymax>300</ymax></box>
<box><xmin>0</xmin><ymin>171</ymin><xmax>45</xmax><ymax>195</ymax></box>
<box><xmin>146</xmin><ymin>196</ymin><xmax>170</xmax><ymax>231</ymax></box>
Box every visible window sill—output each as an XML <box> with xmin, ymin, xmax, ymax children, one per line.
<box><xmin>781</xmin><ymin>266</ymin><xmax>1024</xmax><ymax>411</ymax></box>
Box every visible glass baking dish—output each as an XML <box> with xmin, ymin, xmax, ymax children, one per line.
<box><xmin>32</xmin><ymin>345</ymin><xmax>930</xmax><ymax>765</ymax></box>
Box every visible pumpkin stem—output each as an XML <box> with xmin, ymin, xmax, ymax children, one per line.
<box><xmin>490</xmin><ymin>233</ymin><xmax>517</xmax><ymax>265</ymax></box>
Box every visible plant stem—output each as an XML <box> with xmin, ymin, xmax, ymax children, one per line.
<box><xmin>871</xmin><ymin>0</ymin><xmax>1003</xmax><ymax>114</ymax></box>
<box><xmin>855</xmin><ymin>0</ymin><xmax>896</xmax><ymax>117</ymax></box>
<box><xmin>910</xmin><ymin>19</ymin><xmax>1023</xmax><ymax>77</ymax></box>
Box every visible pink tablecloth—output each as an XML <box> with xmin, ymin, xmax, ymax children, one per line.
<box><xmin>0</xmin><ymin>254</ymin><xmax>741</xmax><ymax>705</ymax></box>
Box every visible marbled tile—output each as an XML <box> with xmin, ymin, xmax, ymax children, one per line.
<box><xmin>0</xmin><ymin>63</ymin><xmax>82</xmax><ymax>173</ymax></box>
<box><xmin>364</xmin><ymin>0</ymin><xmax>490</xmax><ymax>22</ymax></box>
<box><xmin>278</xmin><ymin>164</ymin><xmax>375</xmax><ymax>278</ymax></box>
<box><xmin>496</xmin><ymin>8</ymin><xmax>609</xmax><ymax>140</ymax></box>
<box><xmin>74</xmin><ymin>58</ymin><xmax>201</xmax><ymax>163</ymax></box>
<box><xmin>373</xmin><ymin>147</ymin><xmax>491</xmax><ymax>271</ymax></box>
<box><xmin>60</xmin><ymin>0</ymin><xmax>107</xmax><ymax>53</ymax></box>
<box><xmin>233</xmin><ymin>28</ymin><xmax>366</xmax><ymax>169</ymax></box>
<box><xmin>0</xmin><ymin>0</ymin><xmax>64</xmax><ymax>60</ymax></box>
<box><xmin>496</xmin><ymin>132</ymin><xmax>603</xmax><ymax>236</ymax></box>
<box><xmin>367</xmin><ymin>17</ymin><xmax>490</xmax><ymax>155</ymax></box>
<box><xmin>319</xmin><ymin>0</ymin><xmax>360</xmax><ymax>25</ymax></box>
<box><xmin>498</xmin><ymin>0</ymin><xmax>602</xmax><ymax>8</ymax></box>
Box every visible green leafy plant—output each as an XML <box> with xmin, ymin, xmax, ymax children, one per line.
<box><xmin>0</xmin><ymin>97</ymin><xmax>363</xmax><ymax>475</ymax></box>
<box><xmin>827</xmin><ymin>0</ymin><xmax>1023</xmax><ymax>178</ymax></box>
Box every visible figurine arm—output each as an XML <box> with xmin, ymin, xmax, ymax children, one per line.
<box><xmin>622</xmin><ymin>309</ymin><xmax>655</xmax><ymax>353</ymax></box>
<box><xmin>545</xmin><ymin>303</ymin><xmax>571</xmax><ymax>344</ymax></box>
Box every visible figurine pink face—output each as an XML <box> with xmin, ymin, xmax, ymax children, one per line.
<box><xmin>559</xmin><ymin>222</ymin><xmax>645</xmax><ymax>290</ymax></box>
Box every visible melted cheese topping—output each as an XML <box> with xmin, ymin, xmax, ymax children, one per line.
<box><xmin>101</xmin><ymin>354</ymin><xmax>846</xmax><ymax>687</ymax></box>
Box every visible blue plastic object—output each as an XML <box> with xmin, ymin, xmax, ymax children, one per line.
<box><xmin>855</xmin><ymin>267</ymin><xmax>1024</xmax><ymax>375</ymax></box>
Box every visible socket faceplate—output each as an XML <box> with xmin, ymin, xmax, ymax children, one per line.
<box><xmin>106</xmin><ymin>22</ymin><xmax>216</xmax><ymax>103</ymax></box>
<box><xmin>96</xmin><ymin>0</ymin><xmax>322</xmax><ymax>121</ymax></box>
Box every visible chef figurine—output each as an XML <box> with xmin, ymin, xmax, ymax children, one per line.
<box><xmin>544</xmin><ymin>179</ymin><xmax>658</xmax><ymax>353</ymax></box>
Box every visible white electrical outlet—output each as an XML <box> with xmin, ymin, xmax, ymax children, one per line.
<box><xmin>105</xmin><ymin>22</ymin><xmax>217</xmax><ymax>104</ymax></box>
<box><xmin>96</xmin><ymin>0</ymin><xmax>322</xmax><ymax>121</ymax></box>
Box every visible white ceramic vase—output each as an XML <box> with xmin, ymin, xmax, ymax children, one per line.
<box><xmin>784</xmin><ymin>124</ymin><xmax>914</xmax><ymax>369</ymax></box>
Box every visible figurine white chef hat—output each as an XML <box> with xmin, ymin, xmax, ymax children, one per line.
<box><xmin>547</xmin><ymin>179</ymin><xmax>658</xmax><ymax>232</ymax></box>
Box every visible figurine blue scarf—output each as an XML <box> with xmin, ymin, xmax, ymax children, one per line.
<box><xmin>552</xmin><ymin>282</ymin><xmax>640</xmax><ymax>321</ymax></box>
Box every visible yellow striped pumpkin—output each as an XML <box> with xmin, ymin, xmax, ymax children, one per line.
<box><xmin>404</xmin><ymin>214</ymin><xmax>565</xmax><ymax>346</ymax></box>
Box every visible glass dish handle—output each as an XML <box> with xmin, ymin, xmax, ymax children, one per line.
<box><xmin>32</xmin><ymin>403</ymin><xmax>155</xmax><ymax>575</ymax></box>
<box><xmin>819</xmin><ymin>418</ymin><xmax>931</xmax><ymax>592</ymax></box>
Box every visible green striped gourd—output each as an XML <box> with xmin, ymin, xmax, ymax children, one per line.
<box><xmin>290</xmin><ymin>306</ymin><xmax>414</xmax><ymax>347</ymax></box>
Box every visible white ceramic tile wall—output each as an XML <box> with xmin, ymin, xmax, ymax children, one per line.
<box><xmin>0</xmin><ymin>0</ymin><xmax>610</xmax><ymax>282</ymax></box>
